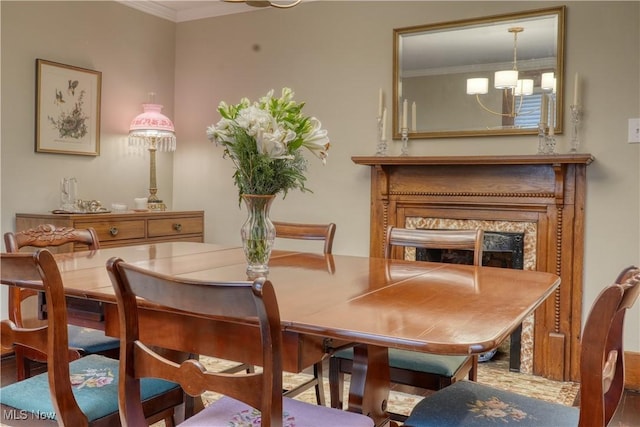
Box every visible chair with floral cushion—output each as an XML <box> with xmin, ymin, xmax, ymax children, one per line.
<box><xmin>402</xmin><ymin>266</ymin><xmax>640</xmax><ymax>427</ymax></box>
<box><xmin>0</xmin><ymin>250</ymin><xmax>184</xmax><ymax>426</ymax></box>
<box><xmin>106</xmin><ymin>256</ymin><xmax>374</xmax><ymax>427</ymax></box>
<box><xmin>329</xmin><ymin>226</ymin><xmax>483</xmax><ymax>422</ymax></box>
<box><xmin>4</xmin><ymin>224</ymin><xmax>120</xmax><ymax>381</ymax></box>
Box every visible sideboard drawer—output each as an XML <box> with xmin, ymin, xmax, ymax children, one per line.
<box><xmin>77</xmin><ymin>219</ymin><xmax>146</xmax><ymax>242</ymax></box>
<box><xmin>148</xmin><ymin>216</ymin><xmax>204</xmax><ymax>238</ymax></box>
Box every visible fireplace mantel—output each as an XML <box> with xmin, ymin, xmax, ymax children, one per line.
<box><xmin>353</xmin><ymin>153</ymin><xmax>594</xmax><ymax>382</ymax></box>
<box><xmin>352</xmin><ymin>154</ymin><xmax>594</xmax><ymax>166</ymax></box>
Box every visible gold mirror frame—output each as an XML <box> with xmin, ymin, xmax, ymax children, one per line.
<box><xmin>393</xmin><ymin>6</ymin><xmax>565</xmax><ymax>139</ymax></box>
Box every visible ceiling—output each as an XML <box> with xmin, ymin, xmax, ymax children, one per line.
<box><xmin>115</xmin><ymin>0</ymin><xmax>309</xmax><ymax>22</ymax></box>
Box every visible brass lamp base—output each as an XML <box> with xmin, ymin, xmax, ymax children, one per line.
<box><xmin>147</xmin><ymin>202</ymin><xmax>167</xmax><ymax>211</ymax></box>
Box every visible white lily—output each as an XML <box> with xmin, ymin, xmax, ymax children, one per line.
<box><xmin>300</xmin><ymin>118</ymin><xmax>330</xmax><ymax>164</ymax></box>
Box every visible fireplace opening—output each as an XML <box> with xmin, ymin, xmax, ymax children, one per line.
<box><xmin>415</xmin><ymin>230</ymin><xmax>525</xmax><ymax>371</ymax></box>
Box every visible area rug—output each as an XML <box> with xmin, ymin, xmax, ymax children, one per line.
<box><xmin>195</xmin><ymin>355</ymin><xmax>579</xmax><ymax>418</ymax></box>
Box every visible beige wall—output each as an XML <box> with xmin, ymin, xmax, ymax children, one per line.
<box><xmin>1</xmin><ymin>0</ymin><xmax>176</xmax><ymax>224</ymax></box>
<box><xmin>2</xmin><ymin>1</ymin><xmax>639</xmax><ymax>352</ymax></box>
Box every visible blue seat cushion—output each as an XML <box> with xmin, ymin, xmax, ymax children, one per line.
<box><xmin>0</xmin><ymin>354</ymin><xmax>180</xmax><ymax>422</ymax></box>
<box><xmin>404</xmin><ymin>380</ymin><xmax>579</xmax><ymax>426</ymax></box>
<box><xmin>67</xmin><ymin>325</ymin><xmax>120</xmax><ymax>354</ymax></box>
<box><xmin>334</xmin><ymin>347</ymin><xmax>470</xmax><ymax>377</ymax></box>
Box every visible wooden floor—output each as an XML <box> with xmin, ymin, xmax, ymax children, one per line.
<box><xmin>1</xmin><ymin>352</ymin><xmax>639</xmax><ymax>425</ymax></box>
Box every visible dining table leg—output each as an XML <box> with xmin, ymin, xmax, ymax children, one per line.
<box><xmin>347</xmin><ymin>344</ymin><xmax>391</xmax><ymax>427</ymax></box>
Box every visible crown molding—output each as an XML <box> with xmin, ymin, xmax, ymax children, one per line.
<box><xmin>116</xmin><ymin>1</ymin><xmax>285</xmax><ymax>23</ymax></box>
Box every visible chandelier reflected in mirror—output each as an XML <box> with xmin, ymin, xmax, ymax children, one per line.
<box><xmin>466</xmin><ymin>27</ymin><xmax>541</xmax><ymax>119</ymax></box>
<box><xmin>224</xmin><ymin>0</ymin><xmax>302</xmax><ymax>8</ymax></box>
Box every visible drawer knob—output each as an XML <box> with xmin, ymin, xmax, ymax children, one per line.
<box><xmin>173</xmin><ymin>223</ymin><xmax>182</xmax><ymax>232</ymax></box>
<box><xmin>109</xmin><ymin>227</ymin><xmax>119</xmax><ymax>236</ymax></box>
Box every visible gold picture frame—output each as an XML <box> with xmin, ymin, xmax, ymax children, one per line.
<box><xmin>36</xmin><ymin>59</ymin><xmax>102</xmax><ymax>155</ymax></box>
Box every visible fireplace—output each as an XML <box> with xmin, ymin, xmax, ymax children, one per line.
<box><xmin>352</xmin><ymin>154</ymin><xmax>593</xmax><ymax>381</ymax></box>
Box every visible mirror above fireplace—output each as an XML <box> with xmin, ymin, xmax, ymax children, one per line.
<box><xmin>393</xmin><ymin>6</ymin><xmax>565</xmax><ymax>139</ymax></box>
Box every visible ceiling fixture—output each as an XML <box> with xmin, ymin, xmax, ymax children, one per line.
<box><xmin>224</xmin><ymin>0</ymin><xmax>302</xmax><ymax>9</ymax></box>
<box><xmin>466</xmin><ymin>27</ymin><xmax>536</xmax><ymax>118</ymax></box>
<box><xmin>129</xmin><ymin>93</ymin><xmax>176</xmax><ymax>211</ymax></box>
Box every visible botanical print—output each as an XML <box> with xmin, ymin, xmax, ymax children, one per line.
<box><xmin>36</xmin><ymin>59</ymin><xmax>101</xmax><ymax>155</ymax></box>
<box><xmin>468</xmin><ymin>396</ymin><xmax>531</xmax><ymax>422</ymax></box>
<box><xmin>69</xmin><ymin>367</ymin><xmax>114</xmax><ymax>389</ymax></box>
<box><xmin>48</xmin><ymin>79</ymin><xmax>89</xmax><ymax>139</ymax></box>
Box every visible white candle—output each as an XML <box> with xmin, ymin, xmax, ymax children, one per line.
<box><xmin>378</xmin><ymin>88</ymin><xmax>383</xmax><ymax>118</ymax></box>
<box><xmin>411</xmin><ymin>102</ymin><xmax>417</xmax><ymax>132</ymax></box>
<box><xmin>381</xmin><ymin>108</ymin><xmax>387</xmax><ymax>138</ymax></box>
<box><xmin>548</xmin><ymin>96</ymin><xmax>555</xmax><ymax>136</ymax></box>
<box><xmin>539</xmin><ymin>93</ymin><xmax>547</xmax><ymax>125</ymax></box>
<box><xmin>402</xmin><ymin>99</ymin><xmax>408</xmax><ymax>129</ymax></box>
<box><xmin>573</xmin><ymin>73</ymin><xmax>580</xmax><ymax>106</ymax></box>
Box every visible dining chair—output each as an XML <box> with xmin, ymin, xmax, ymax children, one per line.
<box><xmin>273</xmin><ymin>220</ymin><xmax>336</xmax><ymax>405</ymax></box>
<box><xmin>106</xmin><ymin>256</ymin><xmax>374</xmax><ymax>427</ymax></box>
<box><xmin>0</xmin><ymin>250</ymin><xmax>184</xmax><ymax>426</ymax></box>
<box><xmin>403</xmin><ymin>266</ymin><xmax>640</xmax><ymax>426</ymax></box>
<box><xmin>329</xmin><ymin>226</ymin><xmax>483</xmax><ymax>422</ymax></box>
<box><xmin>4</xmin><ymin>224</ymin><xmax>120</xmax><ymax>381</ymax></box>
<box><xmin>273</xmin><ymin>221</ymin><xmax>336</xmax><ymax>255</ymax></box>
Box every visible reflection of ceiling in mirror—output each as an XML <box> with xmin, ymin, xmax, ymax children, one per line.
<box><xmin>401</xmin><ymin>15</ymin><xmax>557</xmax><ymax>76</ymax></box>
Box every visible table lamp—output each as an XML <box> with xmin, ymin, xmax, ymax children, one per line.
<box><xmin>128</xmin><ymin>96</ymin><xmax>176</xmax><ymax>211</ymax></box>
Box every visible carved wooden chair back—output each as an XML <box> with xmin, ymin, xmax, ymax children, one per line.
<box><xmin>0</xmin><ymin>250</ymin><xmax>181</xmax><ymax>426</ymax></box>
<box><xmin>273</xmin><ymin>221</ymin><xmax>336</xmax><ymax>254</ymax></box>
<box><xmin>106</xmin><ymin>257</ymin><xmax>373</xmax><ymax>427</ymax></box>
<box><xmin>0</xmin><ymin>250</ymin><xmax>86</xmax><ymax>424</ymax></box>
<box><xmin>107</xmin><ymin>257</ymin><xmax>282</xmax><ymax>425</ymax></box>
<box><xmin>578</xmin><ymin>266</ymin><xmax>640</xmax><ymax>426</ymax></box>
<box><xmin>385</xmin><ymin>226</ymin><xmax>484</xmax><ymax>266</ymax></box>
<box><xmin>3</xmin><ymin>224</ymin><xmax>109</xmax><ymax>380</ymax></box>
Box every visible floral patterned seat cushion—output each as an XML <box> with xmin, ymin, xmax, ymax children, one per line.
<box><xmin>0</xmin><ymin>354</ymin><xmax>179</xmax><ymax>422</ymax></box>
<box><xmin>179</xmin><ymin>395</ymin><xmax>374</xmax><ymax>427</ymax></box>
<box><xmin>404</xmin><ymin>380</ymin><xmax>579</xmax><ymax>426</ymax></box>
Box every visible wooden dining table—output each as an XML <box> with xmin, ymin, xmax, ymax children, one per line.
<box><xmin>49</xmin><ymin>241</ymin><xmax>560</xmax><ymax>426</ymax></box>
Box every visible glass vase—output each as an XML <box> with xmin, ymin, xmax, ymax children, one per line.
<box><xmin>241</xmin><ymin>194</ymin><xmax>276</xmax><ymax>277</ymax></box>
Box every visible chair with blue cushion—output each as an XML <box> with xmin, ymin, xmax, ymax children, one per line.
<box><xmin>4</xmin><ymin>224</ymin><xmax>120</xmax><ymax>381</ymax></box>
<box><xmin>106</xmin><ymin>255</ymin><xmax>374</xmax><ymax>427</ymax></box>
<box><xmin>0</xmin><ymin>250</ymin><xmax>184</xmax><ymax>426</ymax></box>
<box><xmin>329</xmin><ymin>226</ymin><xmax>483</xmax><ymax>422</ymax></box>
<box><xmin>403</xmin><ymin>266</ymin><xmax>640</xmax><ymax>427</ymax></box>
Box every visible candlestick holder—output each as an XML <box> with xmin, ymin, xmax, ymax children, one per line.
<box><xmin>569</xmin><ymin>104</ymin><xmax>581</xmax><ymax>152</ymax></box>
<box><xmin>537</xmin><ymin>123</ymin><xmax>547</xmax><ymax>154</ymax></box>
<box><xmin>400</xmin><ymin>127</ymin><xmax>409</xmax><ymax>156</ymax></box>
<box><xmin>545</xmin><ymin>134</ymin><xmax>557</xmax><ymax>154</ymax></box>
<box><xmin>375</xmin><ymin>115</ymin><xmax>388</xmax><ymax>156</ymax></box>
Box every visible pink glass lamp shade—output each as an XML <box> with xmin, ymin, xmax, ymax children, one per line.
<box><xmin>128</xmin><ymin>103</ymin><xmax>176</xmax><ymax>152</ymax></box>
<box><xmin>128</xmin><ymin>103</ymin><xmax>176</xmax><ymax>207</ymax></box>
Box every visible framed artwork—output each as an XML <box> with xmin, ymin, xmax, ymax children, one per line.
<box><xmin>36</xmin><ymin>59</ymin><xmax>102</xmax><ymax>156</ymax></box>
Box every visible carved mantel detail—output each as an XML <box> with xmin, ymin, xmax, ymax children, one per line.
<box><xmin>353</xmin><ymin>154</ymin><xmax>594</xmax><ymax>382</ymax></box>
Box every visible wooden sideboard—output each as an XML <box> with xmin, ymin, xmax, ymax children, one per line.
<box><xmin>352</xmin><ymin>154</ymin><xmax>593</xmax><ymax>382</ymax></box>
<box><xmin>14</xmin><ymin>210</ymin><xmax>204</xmax><ymax>252</ymax></box>
<box><xmin>11</xmin><ymin>210</ymin><xmax>204</xmax><ymax>328</ymax></box>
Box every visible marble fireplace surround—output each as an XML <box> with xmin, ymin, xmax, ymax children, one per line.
<box><xmin>352</xmin><ymin>154</ymin><xmax>594</xmax><ymax>382</ymax></box>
